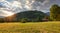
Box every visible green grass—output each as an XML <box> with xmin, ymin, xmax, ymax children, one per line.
<box><xmin>0</xmin><ymin>21</ymin><xmax>60</xmax><ymax>33</ymax></box>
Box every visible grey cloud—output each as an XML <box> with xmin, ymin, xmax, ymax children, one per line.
<box><xmin>0</xmin><ymin>0</ymin><xmax>60</xmax><ymax>17</ymax></box>
<box><xmin>35</xmin><ymin>0</ymin><xmax>45</xmax><ymax>2</ymax></box>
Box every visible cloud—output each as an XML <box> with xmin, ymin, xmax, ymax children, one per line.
<box><xmin>0</xmin><ymin>0</ymin><xmax>6</xmax><ymax>2</ymax></box>
<box><xmin>35</xmin><ymin>0</ymin><xmax>45</xmax><ymax>3</ymax></box>
<box><xmin>0</xmin><ymin>8</ymin><xmax>14</xmax><ymax>17</ymax></box>
<box><xmin>26</xmin><ymin>0</ymin><xmax>59</xmax><ymax>11</ymax></box>
<box><xmin>0</xmin><ymin>0</ymin><xmax>60</xmax><ymax>17</ymax></box>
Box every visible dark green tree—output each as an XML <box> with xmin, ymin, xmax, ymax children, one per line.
<box><xmin>50</xmin><ymin>4</ymin><xmax>60</xmax><ymax>21</ymax></box>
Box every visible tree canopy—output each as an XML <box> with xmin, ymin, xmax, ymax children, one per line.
<box><xmin>50</xmin><ymin>4</ymin><xmax>60</xmax><ymax>21</ymax></box>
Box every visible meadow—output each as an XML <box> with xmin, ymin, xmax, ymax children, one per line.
<box><xmin>0</xmin><ymin>21</ymin><xmax>60</xmax><ymax>33</ymax></box>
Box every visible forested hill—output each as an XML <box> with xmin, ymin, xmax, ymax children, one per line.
<box><xmin>0</xmin><ymin>10</ymin><xmax>48</xmax><ymax>22</ymax></box>
<box><xmin>15</xmin><ymin>10</ymin><xmax>46</xmax><ymax>22</ymax></box>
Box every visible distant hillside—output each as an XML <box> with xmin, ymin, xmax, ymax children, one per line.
<box><xmin>0</xmin><ymin>10</ymin><xmax>47</xmax><ymax>22</ymax></box>
<box><xmin>15</xmin><ymin>10</ymin><xmax>46</xmax><ymax>22</ymax></box>
<box><xmin>45</xmin><ymin>12</ymin><xmax>50</xmax><ymax>16</ymax></box>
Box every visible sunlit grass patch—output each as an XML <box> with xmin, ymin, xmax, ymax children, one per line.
<box><xmin>0</xmin><ymin>21</ymin><xmax>60</xmax><ymax>33</ymax></box>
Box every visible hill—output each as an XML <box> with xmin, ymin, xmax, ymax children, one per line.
<box><xmin>45</xmin><ymin>12</ymin><xmax>50</xmax><ymax>16</ymax></box>
<box><xmin>0</xmin><ymin>10</ymin><xmax>47</xmax><ymax>22</ymax></box>
<box><xmin>15</xmin><ymin>10</ymin><xmax>46</xmax><ymax>22</ymax></box>
<box><xmin>0</xmin><ymin>22</ymin><xmax>60</xmax><ymax>33</ymax></box>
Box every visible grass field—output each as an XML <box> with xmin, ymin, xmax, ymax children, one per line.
<box><xmin>0</xmin><ymin>21</ymin><xmax>60</xmax><ymax>33</ymax></box>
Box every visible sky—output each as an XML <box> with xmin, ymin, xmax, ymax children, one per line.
<box><xmin>0</xmin><ymin>0</ymin><xmax>60</xmax><ymax>18</ymax></box>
